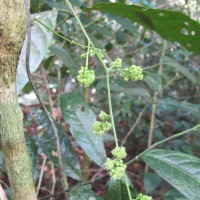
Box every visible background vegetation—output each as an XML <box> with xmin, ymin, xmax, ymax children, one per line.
<box><xmin>2</xmin><ymin>0</ymin><xmax>200</xmax><ymax>199</ymax></box>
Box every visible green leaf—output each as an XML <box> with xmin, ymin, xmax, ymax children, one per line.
<box><xmin>68</xmin><ymin>185</ymin><xmax>102</xmax><ymax>200</ymax></box>
<box><xmin>50</xmin><ymin>46</ymin><xmax>74</xmax><ymax>68</ymax></box>
<box><xmin>144</xmin><ymin>172</ymin><xmax>161</xmax><ymax>193</ymax></box>
<box><xmin>109</xmin><ymin>15</ymin><xmax>139</xmax><ymax>36</ymax></box>
<box><xmin>155</xmin><ymin>98</ymin><xmax>200</xmax><ymax>119</ymax></box>
<box><xmin>160</xmin><ymin>56</ymin><xmax>197</xmax><ymax>83</ymax></box>
<box><xmin>111</xmin><ymin>85</ymin><xmax>150</xmax><ymax>97</ymax></box>
<box><xmin>31</xmin><ymin>110</ymin><xmax>81</xmax><ymax>180</ymax></box>
<box><xmin>104</xmin><ymin>177</ymin><xmax>137</xmax><ymax>200</ymax></box>
<box><xmin>16</xmin><ymin>10</ymin><xmax>57</xmax><ymax>94</ymax></box>
<box><xmin>141</xmin><ymin>149</ymin><xmax>200</xmax><ymax>199</ymax></box>
<box><xmin>60</xmin><ymin>93</ymin><xmax>106</xmax><ymax>167</ymax></box>
<box><xmin>143</xmin><ymin>72</ymin><xmax>162</xmax><ymax>92</ymax></box>
<box><xmin>90</xmin><ymin>3</ymin><xmax>200</xmax><ymax>53</ymax></box>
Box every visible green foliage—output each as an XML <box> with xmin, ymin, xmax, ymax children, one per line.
<box><xmin>142</xmin><ymin>149</ymin><xmax>200</xmax><ymax>199</ymax></box>
<box><xmin>60</xmin><ymin>93</ymin><xmax>107</xmax><ymax>167</ymax></box>
<box><xmin>13</xmin><ymin>0</ymin><xmax>200</xmax><ymax>199</ymax></box>
<box><xmin>160</xmin><ymin>56</ymin><xmax>197</xmax><ymax>83</ymax></box>
<box><xmin>104</xmin><ymin>178</ymin><xmax>137</xmax><ymax>200</ymax></box>
<box><xmin>16</xmin><ymin>10</ymin><xmax>57</xmax><ymax>93</ymax></box>
<box><xmin>30</xmin><ymin>110</ymin><xmax>81</xmax><ymax>180</ymax></box>
<box><xmin>90</xmin><ymin>3</ymin><xmax>200</xmax><ymax>53</ymax></box>
<box><xmin>143</xmin><ymin>173</ymin><xmax>161</xmax><ymax>193</ymax></box>
<box><xmin>68</xmin><ymin>185</ymin><xmax>102</xmax><ymax>200</ymax></box>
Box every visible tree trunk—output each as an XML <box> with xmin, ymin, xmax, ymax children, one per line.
<box><xmin>0</xmin><ymin>1</ymin><xmax>37</xmax><ymax>200</ymax></box>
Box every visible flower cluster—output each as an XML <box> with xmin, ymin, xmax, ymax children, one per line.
<box><xmin>134</xmin><ymin>193</ymin><xmax>152</xmax><ymax>200</ymax></box>
<box><xmin>104</xmin><ymin>146</ymin><xmax>127</xmax><ymax>180</ymax></box>
<box><xmin>120</xmin><ymin>65</ymin><xmax>143</xmax><ymax>81</ymax></box>
<box><xmin>104</xmin><ymin>158</ymin><xmax>127</xmax><ymax>180</ymax></box>
<box><xmin>77</xmin><ymin>66</ymin><xmax>95</xmax><ymax>87</ymax></box>
<box><xmin>81</xmin><ymin>49</ymin><xmax>104</xmax><ymax>58</ymax></box>
<box><xmin>93</xmin><ymin>121</ymin><xmax>111</xmax><ymax>135</ymax></box>
<box><xmin>93</xmin><ymin>111</ymin><xmax>111</xmax><ymax>135</ymax></box>
<box><xmin>111</xmin><ymin>58</ymin><xmax>122</xmax><ymax>70</ymax></box>
<box><xmin>99</xmin><ymin>111</ymin><xmax>111</xmax><ymax>121</ymax></box>
<box><xmin>111</xmin><ymin>146</ymin><xmax>127</xmax><ymax>159</ymax></box>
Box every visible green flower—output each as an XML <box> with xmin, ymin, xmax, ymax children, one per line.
<box><xmin>99</xmin><ymin>111</ymin><xmax>111</xmax><ymax>121</ymax></box>
<box><xmin>134</xmin><ymin>193</ymin><xmax>152</xmax><ymax>200</ymax></box>
<box><xmin>93</xmin><ymin>121</ymin><xmax>111</xmax><ymax>135</ymax></box>
<box><xmin>111</xmin><ymin>58</ymin><xmax>122</xmax><ymax>70</ymax></box>
<box><xmin>104</xmin><ymin>158</ymin><xmax>115</xmax><ymax>171</ymax></box>
<box><xmin>77</xmin><ymin>66</ymin><xmax>95</xmax><ymax>87</ymax></box>
<box><xmin>110</xmin><ymin>160</ymin><xmax>126</xmax><ymax>180</ymax></box>
<box><xmin>104</xmin><ymin>158</ymin><xmax>126</xmax><ymax>180</ymax></box>
<box><xmin>89</xmin><ymin>49</ymin><xmax>95</xmax><ymax>57</ymax></box>
<box><xmin>120</xmin><ymin>65</ymin><xmax>143</xmax><ymax>81</ymax></box>
<box><xmin>80</xmin><ymin>53</ymin><xmax>87</xmax><ymax>58</ymax></box>
<box><xmin>111</xmin><ymin>146</ymin><xmax>127</xmax><ymax>159</ymax></box>
<box><xmin>97</xmin><ymin>50</ymin><xmax>104</xmax><ymax>58</ymax></box>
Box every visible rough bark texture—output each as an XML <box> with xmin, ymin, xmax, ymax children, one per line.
<box><xmin>0</xmin><ymin>1</ymin><xmax>37</xmax><ymax>199</ymax></box>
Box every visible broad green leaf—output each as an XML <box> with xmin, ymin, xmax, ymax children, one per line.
<box><xmin>111</xmin><ymin>85</ymin><xmax>150</xmax><ymax>97</ymax></box>
<box><xmin>60</xmin><ymin>93</ymin><xmax>106</xmax><ymax>167</ymax></box>
<box><xmin>141</xmin><ymin>149</ymin><xmax>200</xmax><ymax>199</ymax></box>
<box><xmin>109</xmin><ymin>15</ymin><xmax>139</xmax><ymax>36</ymax></box>
<box><xmin>50</xmin><ymin>46</ymin><xmax>75</xmax><ymax>73</ymax></box>
<box><xmin>30</xmin><ymin>110</ymin><xmax>81</xmax><ymax>180</ymax></box>
<box><xmin>90</xmin><ymin>3</ymin><xmax>200</xmax><ymax>53</ymax></box>
<box><xmin>68</xmin><ymin>185</ymin><xmax>102</xmax><ymax>200</ymax></box>
<box><xmin>143</xmin><ymin>72</ymin><xmax>162</xmax><ymax>92</ymax></box>
<box><xmin>88</xmin><ymin>24</ymin><xmax>113</xmax><ymax>36</ymax></box>
<box><xmin>16</xmin><ymin>10</ymin><xmax>57</xmax><ymax>94</ymax></box>
<box><xmin>155</xmin><ymin>98</ymin><xmax>200</xmax><ymax>119</ymax></box>
<box><xmin>160</xmin><ymin>56</ymin><xmax>197</xmax><ymax>83</ymax></box>
<box><xmin>104</xmin><ymin>177</ymin><xmax>137</xmax><ymax>200</ymax></box>
<box><xmin>144</xmin><ymin>172</ymin><xmax>161</xmax><ymax>193</ymax></box>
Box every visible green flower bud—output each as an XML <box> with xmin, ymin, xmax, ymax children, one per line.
<box><xmin>97</xmin><ymin>50</ymin><xmax>104</xmax><ymax>58</ymax></box>
<box><xmin>109</xmin><ymin>162</ymin><xmax>127</xmax><ymax>180</ymax></box>
<box><xmin>104</xmin><ymin>158</ymin><xmax>127</xmax><ymax>180</ymax></box>
<box><xmin>77</xmin><ymin>66</ymin><xmax>95</xmax><ymax>87</ymax></box>
<box><xmin>80</xmin><ymin>53</ymin><xmax>87</xmax><ymax>58</ymax></box>
<box><xmin>112</xmin><ymin>58</ymin><xmax>122</xmax><ymax>70</ymax></box>
<box><xmin>89</xmin><ymin>49</ymin><xmax>95</xmax><ymax>57</ymax></box>
<box><xmin>135</xmin><ymin>193</ymin><xmax>152</xmax><ymax>200</ymax></box>
<box><xmin>93</xmin><ymin>121</ymin><xmax>111</xmax><ymax>135</ymax></box>
<box><xmin>99</xmin><ymin>111</ymin><xmax>111</xmax><ymax>121</ymax></box>
<box><xmin>104</xmin><ymin>158</ymin><xmax>114</xmax><ymax>170</ymax></box>
<box><xmin>120</xmin><ymin>65</ymin><xmax>143</xmax><ymax>81</ymax></box>
<box><xmin>111</xmin><ymin>146</ymin><xmax>127</xmax><ymax>159</ymax></box>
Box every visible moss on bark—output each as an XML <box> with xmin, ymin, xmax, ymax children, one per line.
<box><xmin>0</xmin><ymin>1</ymin><xmax>37</xmax><ymax>199</ymax></box>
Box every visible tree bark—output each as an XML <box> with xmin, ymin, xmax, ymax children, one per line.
<box><xmin>0</xmin><ymin>1</ymin><xmax>37</xmax><ymax>199</ymax></box>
